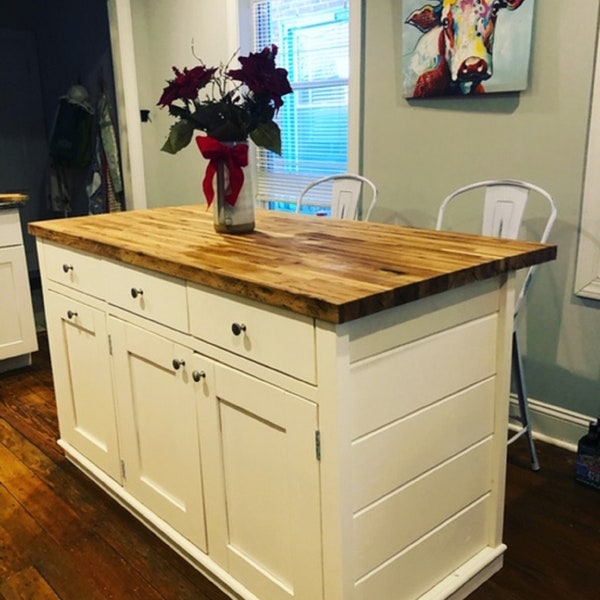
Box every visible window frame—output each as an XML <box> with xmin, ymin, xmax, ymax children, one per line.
<box><xmin>235</xmin><ymin>0</ymin><xmax>363</xmax><ymax>210</ymax></box>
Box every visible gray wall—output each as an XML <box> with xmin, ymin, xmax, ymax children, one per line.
<box><xmin>362</xmin><ymin>0</ymin><xmax>600</xmax><ymax>420</ymax></box>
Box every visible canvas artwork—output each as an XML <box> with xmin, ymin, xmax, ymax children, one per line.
<box><xmin>402</xmin><ymin>0</ymin><xmax>535</xmax><ymax>99</ymax></box>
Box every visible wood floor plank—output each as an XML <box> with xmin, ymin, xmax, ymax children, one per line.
<box><xmin>0</xmin><ymin>444</ymin><xmax>84</xmax><ymax>548</ymax></box>
<box><xmin>0</xmin><ymin>419</ymin><xmax>58</xmax><ymax>481</ymax></box>
<box><xmin>0</xmin><ymin>486</ymin><xmax>44</xmax><ymax>579</ymax></box>
<box><xmin>9</xmin><ymin>533</ymin><xmax>115</xmax><ymax>600</ymax></box>
<box><xmin>0</xmin><ymin>565</ymin><xmax>60</xmax><ymax>600</ymax></box>
<box><xmin>0</xmin><ymin>378</ymin><xmax>61</xmax><ymax>464</ymax></box>
<box><xmin>0</xmin><ymin>484</ymin><xmax>107</xmax><ymax>600</ymax></box>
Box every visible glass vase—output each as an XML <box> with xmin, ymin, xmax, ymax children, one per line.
<box><xmin>213</xmin><ymin>144</ymin><xmax>255</xmax><ymax>234</ymax></box>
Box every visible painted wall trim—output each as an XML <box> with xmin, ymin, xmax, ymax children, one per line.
<box><xmin>348</xmin><ymin>0</ymin><xmax>363</xmax><ymax>174</ymax></box>
<box><xmin>509</xmin><ymin>396</ymin><xmax>593</xmax><ymax>452</ymax></box>
<box><xmin>107</xmin><ymin>0</ymin><xmax>147</xmax><ymax>211</ymax></box>
<box><xmin>575</xmin><ymin>24</ymin><xmax>600</xmax><ymax>299</ymax></box>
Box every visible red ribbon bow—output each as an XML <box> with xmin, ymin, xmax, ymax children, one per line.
<box><xmin>196</xmin><ymin>136</ymin><xmax>249</xmax><ymax>207</ymax></box>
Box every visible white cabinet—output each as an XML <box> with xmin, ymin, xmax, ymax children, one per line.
<box><xmin>108</xmin><ymin>314</ymin><xmax>323</xmax><ymax>597</ymax></box>
<box><xmin>44</xmin><ymin>289</ymin><xmax>121</xmax><ymax>482</ymax></box>
<box><xmin>0</xmin><ymin>207</ymin><xmax>37</xmax><ymax>370</ymax></box>
<box><xmin>38</xmin><ymin>242</ymin><xmax>323</xmax><ymax>599</ymax></box>
<box><xmin>36</xmin><ymin>236</ymin><xmax>515</xmax><ymax>600</ymax></box>
<box><xmin>109</xmin><ymin>318</ymin><xmax>208</xmax><ymax>551</ymax></box>
<box><xmin>40</xmin><ymin>242</ymin><xmax>121</xmax><ymax>482</ymax></box>
<box><xmin>203</xmin><ymin>363</ymin><xmax>322</xmax><ymax>600</ymax></box>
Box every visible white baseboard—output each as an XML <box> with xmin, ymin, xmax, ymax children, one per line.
<box><xmin>508</xmin><ymin>396</ymin><xmax>594</xmax><ymax>453</ymax></box>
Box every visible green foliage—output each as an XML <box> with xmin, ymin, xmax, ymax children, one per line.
<box><xmin>250</xmin><ymin>121</ymin><xmax>282</xmax><ymax>156</ymax></box>
<box><xmin>161</xmin><ymin>120</ymin><xmax>194</xmax><ymax>154</ymax></box>
<box><xmin>157</xmin><ymin>46</ymin><xmax>292</xmax><ymax>156</ymax></box>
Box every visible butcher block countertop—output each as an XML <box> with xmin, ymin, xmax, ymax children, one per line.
<box><xmin>29</xmin><ymin>206</ymin><xmax>557</xmax><ymax>323</ymax></box>
<box><xmin>0</xmin><ymin>193</ymin><xmax>28</xmax><ymax>210</ymax></box>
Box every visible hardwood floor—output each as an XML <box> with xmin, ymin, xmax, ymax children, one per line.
<box><xmin>1</xmin><ymin>333</ymin><xmax>598</xmax><ymax>599</ymax></box>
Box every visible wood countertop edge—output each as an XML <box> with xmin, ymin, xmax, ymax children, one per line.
<box><xmin>29</xmin><ymin>222</ymin><xmax>557</xmax><ymax>324</ymax></box>
<box><xmin>0</xmin><ymin>193</ymin><xmax>28</xmax><ymax>201</ymax></box>
<box><xmin>0</xmin><ymin>194</ymin><xmax>28</xmax><ymax>210</ymax></box>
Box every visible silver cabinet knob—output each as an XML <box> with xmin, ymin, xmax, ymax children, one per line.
<box><xmin>172</xmin><ymin>358</ymin><xmax>185</xmax><ymax>370</ymax></box>
<box><xmin>231</xmin><ymin>322</ymin><xmax>246</xmax><ymax>336</ymax></box>
<box><xmin>62</xmin><ymin>264</ymin><xmax>73</xmax><ymax>273</ymax></box>
<box><xmin>131</xmin><ymin>287</ymin><xmax>144</xmax><ymax>299</ymax></box>
<box><xmin>67</xmin><ymin>310</ymin><xmax>78</xmax><ymax>319</ymax></box>
<box><xmin>192</xmin><ymin>370</ymin><xmax>206</xmax><ymax>382</ymax></box>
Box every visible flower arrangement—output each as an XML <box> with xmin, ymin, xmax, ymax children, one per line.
<box><xmin>157</xmin><ymin>45</ymin><xmax>293</xmax><ymax>156</ymax></box>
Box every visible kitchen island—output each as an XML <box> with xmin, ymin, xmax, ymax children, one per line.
<box><xmin>30</xmin><ymin>206</ymin><xmax>555</xmax><ymax>600</ymax></box>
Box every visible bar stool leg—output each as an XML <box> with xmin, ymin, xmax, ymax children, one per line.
<box><xmin>508</xmin><ymin>330</ymin><xmax>540</xmax><ymax>471</ymax></box>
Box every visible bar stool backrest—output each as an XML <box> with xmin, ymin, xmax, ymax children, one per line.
<box><xmin>436</xmin><ymin>179</ymin><xmax>557</xmax><ymax>318</ymax></box>
<box><xmin>296</xmin><ymin>174</ymin><xmax>378</xmax><ymax>221</ymax></box>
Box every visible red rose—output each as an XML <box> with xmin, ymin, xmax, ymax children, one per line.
<box><xmin>228</xmin><ymin>45</ymin><xmax>292</xmax><ymax>109</ymax></box>
<box><xmin>158</xmin><ymin>65</ymin><xmax>217</xmax><ymax>107</ymax></box>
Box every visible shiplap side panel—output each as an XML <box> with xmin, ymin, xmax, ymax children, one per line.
<box><xmin>353</xmin><ymin>438</ymin><xmax>493</xmax><ymax>579</ymax></box>
<box><xmin>354</xmin><ymin>497</ymin><xmax>490</xmax><ymax>600</ymax></box>
<box><xmin>349</xmin><ymin>316</ymin><xmax>497</xmax><ymax>438</ymax></box>
<box><xmin>351</xmin><ymin>378</ymin><xmax>495</xmax><ymax>511</ymax></box>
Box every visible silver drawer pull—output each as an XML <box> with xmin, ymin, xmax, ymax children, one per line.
<box><xmin>62</xmin><ymin>264</ymin><xmax>73</xmax><ymax>273</ymax></box>
<box><xmin>172</xmin><ymin>358</ymin><xmax>185</xmax><ymax>370</ymax></box>
<box><xmin>231</xmin><ymin>322</ymin><xmax>246</xmax><ymax>336</ymax></box>
<box><xmin>192</xmin><ymin>370</ymin><xmax>206</xmax><ymax>382</ymax></box>
<box><xmin>67</xmin><ymin>310</ymin><xmax>78</xmax><ymax>319</ymax></box>
<box><xmin>131</xmin><ymin>287</ymin><xmax>144</xmax><ymax>299</ymax></box>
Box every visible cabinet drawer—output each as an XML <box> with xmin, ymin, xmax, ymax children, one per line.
<box><xmin>188</xmin><ymin>283</ymin><xmax>316</xmax><ymax>384</ymax></box>
<box><xmin>106</xmin><ymin>261</ymin><xmax>188</xmax><ymax>332</ymax></box>
<box><xmin>43</xmin><ymin>242</ymin><xmax>106</xmax><ymax>298</ymax></box>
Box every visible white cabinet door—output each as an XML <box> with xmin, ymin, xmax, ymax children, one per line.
<box><xmin>110</xmin><ymin>318</ymin><xmax>208</xmax><ymax>552</ymax></box>
<box><xmin>0</xmin><ymin>244</ymin><xmax>37</xmax><ymax>361</ymax></box>
<box><xmin>44</xmin><ymin>290</ymin><xmax>120</xmax><ymax>481</ymax></box>
<box><xmin>200</xmin><ymin>363</ymin><xmax>323</xmax><ymax>600</ymax></box>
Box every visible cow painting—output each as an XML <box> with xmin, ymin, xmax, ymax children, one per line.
<box><xmin>403</xmin><ymin>0</ymin><xmax>533</xmax><ymax>98</ymax></box>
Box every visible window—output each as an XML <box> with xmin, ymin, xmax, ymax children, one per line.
<box><xmin>251</xmin><ymin>0</ymin><xmax>350</xmax><ymax>213</ymax></box>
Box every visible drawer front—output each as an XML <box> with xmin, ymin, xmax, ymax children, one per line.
<box><xmin>43</xmin><ymin>242</ymin><xmax>106</xmax><ymax>298</ymax></box>
<box><xmin>188</xmin><ymin>283</ymin><xmax>316</xmax><ymax>384</ymax></box>
<box><xmin>106</xmin><ymin>261</ymin><xmax>188</xmax><ymax>332</ymax></box>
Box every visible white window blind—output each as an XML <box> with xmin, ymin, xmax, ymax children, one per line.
<box><xmin>251</xmin><ymin>0</ymin><xmax>350</xmax><ymax>211</ymax></box>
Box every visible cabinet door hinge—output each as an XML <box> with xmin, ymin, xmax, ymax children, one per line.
<box><xmin>120</xmin><ymin>459</ymin><xmax>126</xmax><ymax>480</ymax></box>
<box><xmin>315</xmin><ymin>430</ymin><xmax>321</xmax><ymax>461</ymax></box>
<box><xmin>108</xmin><ymin>334</ymin><xmax>113</xmax><ymax>356</ymax></box>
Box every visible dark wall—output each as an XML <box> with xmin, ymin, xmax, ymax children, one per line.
<box><xmin>1</xmin><ymin>0</ymin><xmax>118</xmax><ymax>218</ymax></box>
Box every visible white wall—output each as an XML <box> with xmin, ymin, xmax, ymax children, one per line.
<box><xmin>118</xmin><ymin>0</ymin><xmax>240</xmax><ymax>209</ymax></box>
